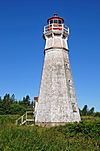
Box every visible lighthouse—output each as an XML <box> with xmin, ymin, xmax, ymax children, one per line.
<box><xmin>35</xmin><ymin>14</ymin><xmax>81</xmax><ymax>126</ymax></box>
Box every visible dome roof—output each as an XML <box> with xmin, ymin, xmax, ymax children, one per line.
<box><xmin>47</xmin><ymin>14</ymin><xmax>64</xmax><ymax>23</ymax></box>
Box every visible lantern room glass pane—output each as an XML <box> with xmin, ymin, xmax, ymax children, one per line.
<box><xmin>50</xmin><ymin>20</ymin><xmax>53</xmax><ymax>24</ymax></box>
<box><xmin>54</xmin><ymin>20</ymin><xmax>57</xmax><ymax>23</ymax></box>
<box><xmin>58</xmin><ymin>20</ymin><xmax>62</xmax><ymax>24</ymax></box>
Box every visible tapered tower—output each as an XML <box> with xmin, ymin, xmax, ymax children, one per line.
<box><xmin>35</xmin><ymin>14</ymin><xmax>81</xmax><ymax>126</ymax></box>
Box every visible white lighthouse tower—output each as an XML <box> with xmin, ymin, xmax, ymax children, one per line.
<box><xmin>35</xmin><ymin>14</ymin><xmax>81</xmax><ymax>126</ymax></box>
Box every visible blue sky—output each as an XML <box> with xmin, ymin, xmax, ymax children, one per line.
<box><xmin>0</xmin><ymin>0</ymin><xmax>100</xmax><ymax>111</ymax></box>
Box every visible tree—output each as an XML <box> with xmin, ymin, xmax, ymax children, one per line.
<box><xmin>30</xmin><ymin>100</ymin><xmax>34</xmax><ymax>107</ymax></box>
<box><xmin>22</xmin><ymin>95</ymin><xmax>30</xmax><ymax>107</ymax></box>
<box><xmin>81</xmin><ymin>105</ymin><xmax>88</xmax><ymax>116</ymax></box>
<box><xmin>10</xmin><ymin>103</ymin><xmax>26</xmax><ymax>115</ymax></box>
<box><xmin>0</xmin><ymin>96</ymin><xmax>2</xmax><ymax>101</ymax></box>
<box><xmin>88</xmin><ymin>107</ymin><xmax>94</xmax><ymax>115</ymax></box>
<box><xmin>80</xmin><ymin>105</ymin><xmax>95</xmax><ymax>116</ymax></box>
<box><xmin>10</xmin><ymin>94</ymin><xmax>15</xmax><ymax>103</ymax></box>
<box><xmin>0</xmin><ymin>98</ymin><xmax>4</xmax><ymax>114</ymax></box>
<box><xmin>0</xmin><ymin>93</ymin><xmax>33</xmax><ymax>115</ymax></box>
<box><xmin>94</xmin><ymin>112</ymin><xmax>100</xmax><ymax>117</ymax></box>
<box><xmin>2</xmin><ymin>94</ymin><xmax>12</xmax><ymax>114</ymax></box>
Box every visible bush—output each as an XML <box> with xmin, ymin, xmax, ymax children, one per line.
<box><xmin>10</xmin><ymin>104</ymin><xmax>27</xmax><ymax>115</ymax></box>
<box><xmin>0</xmin><ymin>94</ymin><xmax>33</xmax><ymax>115</ymax></box>
<box><xmin>0</xmin><ymin>115</ymin><xmax>100</xmax><ymax>151</ymax></box>
<box><xmin>94</xmin><ymin>112</ymin><xmax>100</xmax><ymax>117</ymax></box>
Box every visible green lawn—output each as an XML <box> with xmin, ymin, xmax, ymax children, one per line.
<box><xmin>0</xmin><ymin>115</ymin><xmax>100</xmax><ymax>151</ymax></box>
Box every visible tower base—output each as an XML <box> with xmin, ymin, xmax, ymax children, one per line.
<box><xmin>35</xmin><ymin>122</ymin><xmax>66</xmax><ymax>127</ymax></box>
<box><xmin>35</xmin><ymin>121</ymin><xmax>80</xmax><ymax>127</ymax></box>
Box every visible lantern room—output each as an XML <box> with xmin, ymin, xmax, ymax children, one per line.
<box><xmin>47</xmin><ymin>14</ymin><xmax>64</xmax><ymax>31</ymax></box>
<box><xmin>43</xmin><ymin>14</ymin><xmax>69</xmax><ymax>38</ymax></box>
<box><xmin>47</xmin><ymin>14</ymin><xmax>64</xmax><ymax>25</ymax></box>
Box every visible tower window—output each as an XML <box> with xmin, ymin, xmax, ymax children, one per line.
<box><xmin>58</xmin><ymin>20</ymin><xmax>62</xmax><ymax>24</ymax></box>
<box><xmin>50</xmin><ymin>20</ymin><xmax>53</xmax><ymax>24</ymax></box>
<box><xmin>72</xmin><ymin>103</ymin><xmax>77</xmax><ymax>112</ymax></box>
<box><xmin>54</xmin><ymin>20</ymin><xmax>57</xmax><ymax>23</ymax></box>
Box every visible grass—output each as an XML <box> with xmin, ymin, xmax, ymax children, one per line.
<box><xmin>0</xmin><ymin>115</ymin><xmax>100</xmax><ymax>151</ymax></box>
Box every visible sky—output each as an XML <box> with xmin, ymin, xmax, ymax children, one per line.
<box><xmin>0</xmin><ymin>0</ymin><xmax>100</xmax><ymax>111</ymax></box>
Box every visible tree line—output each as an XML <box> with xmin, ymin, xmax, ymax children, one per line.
<box><xmin>0</xmin><ymin>93</ymin><xmax>100</xmax><ymax>117</ymax></box>
<box><xmin>0</xmin><ymin>94</ymin><xmax>33</xmax><ymax>115</ymax></box>
<box><xmin>79</xmin><ymin>105</ymin><xmax>100</xmax><ymax>117</ymax></box>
